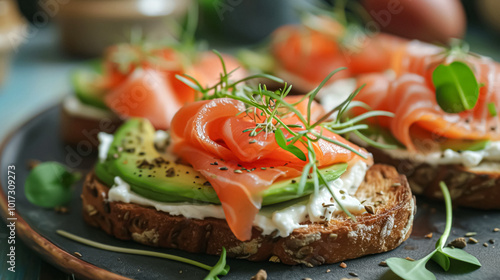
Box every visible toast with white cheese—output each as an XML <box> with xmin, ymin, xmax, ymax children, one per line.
<box><xmin>366</xmin><ymin>146</ymin><xmax>500</xmax><ymax>210</ymax></box>
<box><xmin>81</xmin><ymin>164</ymin><xmax>415</xmax><ymax>266</ymax></box>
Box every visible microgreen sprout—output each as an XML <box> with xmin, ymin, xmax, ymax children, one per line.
<box><xmin>57</xmin><ymin>230</ymin><xmax>229</xmax><ymax>280</ymax></box>
<box><xmin>385</xmin><ymin>182</ymin><xmax>481</xmax><ymax>280</ymax></box>
<box><xmin>176</xmin><ymin>50</ymin><xmax>396</xmax><ymax>222</ymax></box>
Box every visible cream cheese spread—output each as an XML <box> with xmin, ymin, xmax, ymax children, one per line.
<box><xmin>107</xmin><ymin>161</ymin><xmax>368</xmax><ymax>237</ymax></box>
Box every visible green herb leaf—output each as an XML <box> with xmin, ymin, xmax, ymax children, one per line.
<box><xmin>432</xmin><ymin>250</ymin><xmax>451</xmax><ymax>271</ymax></box>
<box><xmin>488</xmin><ymin>102</ymin><xmax>497</xmax><ymax>117</ymax></box>
<box><xmin>432</xmin><ymin>61</ymin><xmax>479</xmax><ymax>113</ymax></box>
<box><xmin>386</xmin><ymin>255</ymin><xmax>437</xmax><ymax>280</ymax></box>
<box><xmin>385</xmin><ymin>181</ymin><xmax>481</xmax><ymax>279</ymax></box>
<box><xmin>274</xmin><ymin>127</ymin><xmax>288</xmax><ymax>147</ymax></box>
<box><xmin>316</xmin><ymin>166</ymin><xmax>356</xmax><ymax>222</ymax></box>
<box><xmin>441</xmin><ymin>247</ymin><xmax>481</xmax><ymax>267</ymax></box>
<box><xmin>204</xmin><ymin>247</ymin><xmax>230</xmax><ymax>280</ymax></box>
<box><xmin>297</xmin><ymin>163</ymin><xmax>313</xmax><ymax>195</ymax></box>
<box><xmin>275</xmin><ymin>129</ymin><xmax>307</xmax><ymax>161</ymax></box>
<box><xmin>436</xmin><ymin>181</ymin><xmax>453</xmax><ymax>249</ymax></box>
<box><xmin>25</xmin><ymin>162</ymin><xmax>81</xmax><ymax>208</ymax></box>
<box><xmin>175</xmin><ymin>74</ymin><xmax>204</xmax><ymax>92</ymax></box>
<box><xmin>307</xmin><ymin>67</ymin><xmax>347</xmax><ymax>124</ymax></box>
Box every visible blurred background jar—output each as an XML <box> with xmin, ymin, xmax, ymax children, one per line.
<box><xmin>55</xmin><ymin>0</ymin><xmax>191</xmax><ymax>57</ymax></box>
<box><xmin>0</xmin><ymin>0</ymin><xmax>26</xmax><ymax>85</ymax></box>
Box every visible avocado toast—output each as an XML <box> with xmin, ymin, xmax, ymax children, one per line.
<box><xmin>80</xmin><ymin>68</ymin><xmax>415</xmax><ymax>265</ymax></box>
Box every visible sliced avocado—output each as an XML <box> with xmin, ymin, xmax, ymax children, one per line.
<box><xmin>95</xmin><ymin>119</ymin><xmax>348</xmax><ymax>205</ymax></box>
<box><xmin>96</xmin><ymin>118</ymin><xmax>220</xmax><ymax>204</ymax></box>
<box><xmin>72</xmin><ymin>66</ymin><xmax>108</xmax><ymax>110</ymax></box>
<box><xmin>259</xmin><ymin>164</ymin><xmax>347</xmax><ymax>205</ymax></box>
<box><xmin>439</xmin><ymin>138</ymin><xmax>490</xmax><ymax>152</ymax></box>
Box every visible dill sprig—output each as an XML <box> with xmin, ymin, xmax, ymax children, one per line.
<box><xmin>176</xmin><ymin>50</ymin><xmax>395</xmax><ymax>221</ymax></box>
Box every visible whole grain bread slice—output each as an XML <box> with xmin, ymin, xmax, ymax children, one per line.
<box><xmin>81</xmin><ymin>164</ymin><xmax>415</xmax><ymax>266</ymax></box>
<box><xmin>366</xmin><ymin>146</ymin><xmax>500</xmax><ymax>210</ymax></box>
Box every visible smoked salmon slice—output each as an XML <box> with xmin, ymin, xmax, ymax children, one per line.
<box><xmin>170</xmin><ymin>97</ymin><xmax>369</xmax><ymax>241</ymax></box>
<box><xmin>354</xmin><ymin>72</ymin><xmax>500</xmax><ymax>151</ymax></box>
<box><xmin>104</xmin><ymin>48</ymin><xmax>247</xmax><ymax>130</ymax></box>
<box><xmin>271</xmin><ymin>16</ymin><xmax>407</xmax><ymax>91</ymax></box>
<box><xmin>105</xmin><ymin>68</ymin><xmax>184</xmax><ymax>130</ymax></box>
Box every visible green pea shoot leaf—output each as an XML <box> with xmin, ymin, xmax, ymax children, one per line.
<box><xmin>275</xmin><ymin>128</ymin><xmax>307</xmax><ymax>161</ymax></box>
<box><xmin>432</xmin><ymin>61</ymin><xmax>479</xmax><ymax>113</ymax></box>
<box><xmin>25</xmin><ymin>162</ymin><xmax>81</xmax><ymax>208</ymax></box>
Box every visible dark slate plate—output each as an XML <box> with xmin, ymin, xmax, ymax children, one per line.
<box><xmin>1</xmin><ymin>106</ymin><xmax>499</xmax><ymax>280</ymax></box>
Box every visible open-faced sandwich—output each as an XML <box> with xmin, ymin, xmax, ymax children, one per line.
<box><xmin>61</xmin><ymin>40</ymin><xmax>246</xmax><ymax>146</ymax></box>
<box><xmin>303</xmin><ymin>31</ymin><xmax>500</xmax><ymax>209</ymax></box>
<box><xmin>345</xmin><ymin>40</ymin><xmax>500</xmax><ymax>210</ymax></box>
<box><xmin>81</xmin><ymin>60</ymin><xmax>415</xmax><ymax>266</ymax></box>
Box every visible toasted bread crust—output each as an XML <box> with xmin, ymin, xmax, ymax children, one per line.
<box><xmin>367</xmin><ymin>147</ymin><xmax>500</xmax><ymax>210</ymax></box>
<box><xmin>81</xmin><ymin>164</ymin><xmax>415</xmax><ymax>266</ymax></box>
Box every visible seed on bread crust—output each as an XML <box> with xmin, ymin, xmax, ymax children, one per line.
<box><xmin>364</xmin><ymin>205</ymin><xmax>375</xmax><ymax>214</ymax></box>
<box><xmin>84</xmin><ymin>204</ymin><xmax>98</xmax><ymax>216</ymax></box>
<box><xmin>364</xmin><ymin>146</ymin><xmax>500</xmax><ymax>210</ymax></box>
